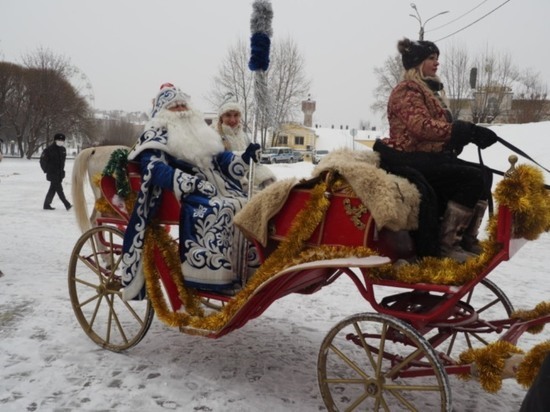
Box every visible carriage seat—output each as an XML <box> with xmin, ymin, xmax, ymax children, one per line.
<box><xmin>234</xmin><ymin>169</ymin><xmax>416</xmax><ymax>262</ymax></box>
<box><xmin>100</xmin><ymin>161</ymin><xmax>180</xmax><ymax>224</ymax></box>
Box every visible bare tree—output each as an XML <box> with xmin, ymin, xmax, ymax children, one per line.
<box><xmin>440</xmin><ymin>44</ymin><xmax>470</xmax><ymax>120</ymax></box>
<box><xmin>0</xmin><ymin>48</ymin><xmax>96</xmax><ymax>158</ymax></box>
<box><xmin>268</xmin><ymin>38</ymin><xmax>311</xmax><ymax>146</ymax></box>
<box><xmin>0</xmin><ymin>62</ymin><xmax>27</xmax><ymax>155</ymax></box>
<box><xmin>358</xmin><ymin>119</ymin><xmax>372</xmax><ymax>131</ymax></box>
<box><xmin>94</xmin><ymin>118</ymin><xmax>141</xmax><ymax>147</ymax></box>
<box><xmin>372</xmin><ymin>45</ymin><xmax>543</xmax><ymax>125</ymax></box>
<box><xmin>23</xmin><ymin>48</ymin><xmax>96</xmax><ymax>156</ymax></box>
<box><xmin>510</xmin><ymin>69</ymin><xmax>548</xmax><ymax>123</ymax></box>
<box><xmin>469</xmin><ymin>49</ymin><xmax>519</xmax><ymax>123</ymax></box>
<box><xmin>370</xmin><ymin>54</ymin><xmax>402</xmax><ymax>116</ymax></box>
<box><xmin>208</xmin><ymin>37</ymin><xmax>311</xmax><ymax>148</ymax></box>
<box><xmin>207</xmin><ymin>39</ymin><xmax>255</xmax><ymax>133</ymax></box>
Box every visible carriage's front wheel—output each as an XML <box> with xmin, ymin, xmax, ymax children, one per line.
<box><xmin>68</xmin><ymin>225</ymin><xmax>154</xmax><ymax>352</ymax></box>
<box><xmin>318</xmin><ymin>312</ymin><xmax>451</xmax><ymax>411</ymax></box>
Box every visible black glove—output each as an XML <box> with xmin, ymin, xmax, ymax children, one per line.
<box><xmin>242</xmin><ymin>143</ymin><xmax>261</xmax><ymax>163</ymax></box>
<box><xmin>472</xmin><ymin>125</ymin><xmax>498</xmax><ymax>149</ymax></box>
<box><xmin>449</xmin><ymin>120</ymin><xmax>475</xmax><ymax>154</ymax></box>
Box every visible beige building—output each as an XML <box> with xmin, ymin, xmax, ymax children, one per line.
<box><xmin>271</xmin><ymin>97</ymin><xmax>382</xmax><ymax>153</ymax></box>
<box><xmin>272</xmin><ymin>122</ymin><xmax>317</xmax><ymax>151</ymax></box>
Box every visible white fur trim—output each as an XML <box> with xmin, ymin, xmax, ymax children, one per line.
<box><xmin>254</xmin><ymin>164</ymin><xmax>276</xmax><ymax>188</ymax></box>
<box><xmin>219</xmin><ymin>124</ymin><xmax>248</xmax><ymax>151</ymax></box>
<box><xmin>218</xmin><ymin>101</ymin><xmax>243</xmax><ymax>116</ymax></box>
<box><xmin>133</xmin><ymin>108</ymin><xmax>225</xmax><ymax>169</ymax></box>
<box><xmin>122</xmin><ymin>262</ymin><xmax>145</xmax><ymax>301</ymax></box>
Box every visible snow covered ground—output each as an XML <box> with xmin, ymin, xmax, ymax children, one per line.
<box><xmin>1</xmin><ymin>123</ymin><xmax>549</xmax><ymax>411</ymax></box>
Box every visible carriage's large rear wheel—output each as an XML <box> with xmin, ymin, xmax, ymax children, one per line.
<box><xmin>68</xmin><ymin>225</ymin><xmax>154</xmax><ymax>352</ymax></box>
<box><xmin>318</xmin><ymin>312</ymin><xmax>451</xmax><ymax>411</ymax></box>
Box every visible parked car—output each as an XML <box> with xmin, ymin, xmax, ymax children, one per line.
<box><xmin>293</xmin><ymin>150</ymin><xmax>305</xmax><ymax>162</ymax></box>
<box><xmin>260</xmin><ymin>147</ymin><xmax>295</xmax><ymax>164</ymax></box>
<box><xmin>312</xmin><ymin>149</ymin><xmax>329</xmax><ymax>164</ymax></box>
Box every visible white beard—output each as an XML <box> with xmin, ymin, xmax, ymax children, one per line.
<box><xmin>157</xmin><ymin>108</ymin><xmax>225</xmax><ymax>169</ymax></box>
<box><xmin>219</xmin><ymin>123</ymin><xmax>249</xmax><ymax>152</ymax></box>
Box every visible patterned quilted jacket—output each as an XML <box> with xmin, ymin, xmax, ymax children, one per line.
<box><xmin>382</xmin><ymin>80</ymin><xmax>452</xmax><ymax>153</ymax></box>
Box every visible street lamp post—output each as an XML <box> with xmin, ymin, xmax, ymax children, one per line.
<box><xmin>409</xmin><ymin>3</ymin><xmax>449</xmax><ymax>40</ymax></box>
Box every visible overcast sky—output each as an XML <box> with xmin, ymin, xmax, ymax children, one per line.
<box><xmin>2</xmin><ymin>0</ymin><xmax>548</xmax><ymax>130</ymax></box>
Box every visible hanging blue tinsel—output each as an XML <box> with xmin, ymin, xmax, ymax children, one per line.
<box><xmin>248</xmin><ymin>32</ymin><xmax>271</xmax><ymax>71</ymax></box>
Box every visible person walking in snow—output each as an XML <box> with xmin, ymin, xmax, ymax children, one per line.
<box><xmin>121</xmin><ymin>83</ymin><xmax>261</xmax><ymax>300</ymax></box>
<box><xmin>215</xmin><ymin>98</ymin><xmax>276</xmax><ymax>192</ymax></box>
<box><xmin>373</xmin><ymin>37</ymin><xmax>497</xmax><ymax>262</ymax></box>
<box><xmin>41</xmin><ymin>133</ymin><xmax>72</xmax><ymax>211</ymax></box>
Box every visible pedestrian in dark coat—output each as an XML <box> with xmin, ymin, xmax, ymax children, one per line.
<box><xmin>41</xmin><ymin>133</ymin><xmax>72</xmax><ymax>210</ymax></box>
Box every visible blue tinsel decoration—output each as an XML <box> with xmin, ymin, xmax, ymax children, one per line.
<box><xmin>248</xmin><ymin>32</ymin><xmax>271</xmax><ymax>71</ymax></box>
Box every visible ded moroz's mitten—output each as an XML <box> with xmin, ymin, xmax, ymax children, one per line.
<box><xmin>242</xmin><ymin>143</ymin><xmax>261</xmax><ymax>163</ymax></box>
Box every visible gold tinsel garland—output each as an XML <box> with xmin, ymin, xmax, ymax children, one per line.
<box><xmin>516</xmin><ymin>341</ymin><xmax>550</xmax><ymax>388</ymax></box>
<box><xmin>457</xmin><ymin>295</ymin><xmax>550</xmax><ymax>392</ymax></box>
<box><xmin>370</xmin><ymin>164</ymin><xmax>550</xmax><ymax>285</ymax></box>
<box><xmin>365</xmin><ymin>212</ymin><xmax>504</xmax><ymax>285</ymax></box>
<box><xmin>511</xmin><ymin>301</ymin><xmax>550</xmax><ymax>334</ymax></box>
<box><xmin>93</xmin><ymin>173</ymin><xmax>137</xmax><ymax>218</ymax></box>
<box><xmin>140</xmin><ymin>181</ymin><xmax>379</xmax><ymax>333</ymax></box>
<box><xmin>459</xmin><ymin>341</ymin><xmax>524</xmax><ymax>393</ymax></box>
<box><xmin>95</xmin><ymin>162</ymin><xmax>550</xmax><ymax>388</ymax></box>
<box><xmin>493</xmin><ymin>164</ymin><xmax>550</xmax><ymax>239</ymax></box>
<box><xmin>439</xmin><ymin>164</ymin><xmax>550</xmax><ymax>393</ymax></box>
<box><xmin>98</xmin><ymin>163</ymin><xmax>550</xmax><ymax>292</ymax></box>
<box><xmin>459</xmin><ymin>340</ymin><xmax>550</xmax><ymax>392</ymax></box>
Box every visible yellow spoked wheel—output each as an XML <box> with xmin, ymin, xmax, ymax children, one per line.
<box><xmin>68</xmin><ymin>225</ymin><xmax>154</xmax><ymax>352</ymax></box>
<box><xmin>318</xmin><ymin>312</ymin><xmax>451</xmax><ymax>411</ymax></box>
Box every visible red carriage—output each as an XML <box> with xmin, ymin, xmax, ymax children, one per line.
<box><xmin>68</xmin><ymin>154</ymin><xmax>550</xmax><ymax>411</ymax></box>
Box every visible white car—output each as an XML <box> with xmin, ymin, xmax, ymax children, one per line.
<box><xmin>312</xmin><ymin>149</ymin><xmax>329</xmax><ymax>164</ymax></box>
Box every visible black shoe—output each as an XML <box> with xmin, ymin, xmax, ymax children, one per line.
<box><xmin>66</xmin><ymin>204</ymin><xmax>72</xmax><ymax>211</ymax></box>
<box><xmin>44</xmin><ymin>205</ymin><xmax>55</xmax><ymax>210</ymax></box>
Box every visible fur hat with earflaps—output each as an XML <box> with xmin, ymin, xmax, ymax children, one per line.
<box><xmin>54</xmin><ymin>133</ymin><xmax>66</xmax><ymax>141</ymax></box>
<box><xmin>398</xmin><ymin>38</ymin><xmax>439</xmax><ymax>70</ymax></box>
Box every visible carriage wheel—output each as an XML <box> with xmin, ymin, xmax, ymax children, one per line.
<box><xmin>437</xmin><ymin>278</ymin><xmax>514</xmax><ymax>358</ymax></box>
<box><xmin>318</xmin><ymin>313</ymin><xmax>451</xmax><ymax>411</ymax></box>
<box><xmin>68</xmin><ymin>225</ymin><xmax>154</xmax><ymax>352</ymax></box>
